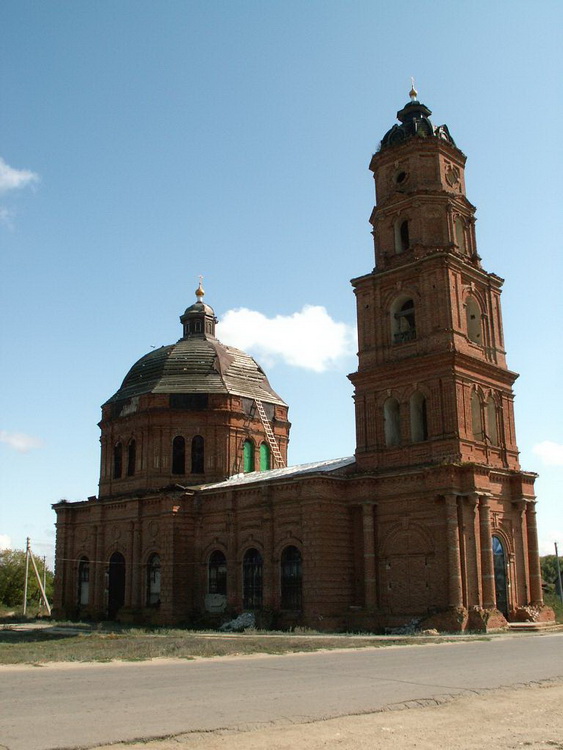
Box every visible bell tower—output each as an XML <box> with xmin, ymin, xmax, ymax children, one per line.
<box><xmin>350</xmin><ymin>87</ymin><xmax>520</xmax><ymax>473</ymax></box>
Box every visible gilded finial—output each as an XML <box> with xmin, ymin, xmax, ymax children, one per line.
<box><xmin>195</xmin><ymin>275</ymin><xmax>204</xmax><ymax>300</ymax></box>
<box><xmin>409</xmin><ymin>77</ymin><xmax>418</xmax><ymax>102</ymax></box>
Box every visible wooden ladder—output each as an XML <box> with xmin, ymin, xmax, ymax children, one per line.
<box><xmin>254</xmin><ymin>399</ymin><xmax>285</xmax><ymax>468</ymax></box>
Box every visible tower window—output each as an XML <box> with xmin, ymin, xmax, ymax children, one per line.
<box><xmin>455</xmin><ymin>216</ymin><xmax>467</xmax><ymax>254</ymax></box>
<box><xmin>394</xmin><ymin>219</ymin><xmax>410</xmax><ymax>253</ymax></box>
<box><xmin>486</xmin><ymin>396</ymin><xmax>499</xmax><ymax>446</ymax></box>
<box><xmin>383</xmin><ymin>397</ymin><xmax>401</xmax><ymax>447</ymax></box>
<box><xmin>466</xmin><ymin>297</ymin><xmax>482</xmax><ymax>344</ymax></box>
<box><xmin>113</xmin><ymin>443</ymin><xmax>122</xmax><ymax>479</ymax></box>
<box><xmin>410</xmin><ymin>391</ymin><xmax>428</xmax><ymax>442</ymax></box>
<box><xmin>191</xmin><ymin>435</ymin><xmax>204</xmax><ymax>474</ymax></box>
<box><xmin>172</xmin><ymin>436</ymin><xmax>186</xmax><ymax>474</ymax></box>
<box><xmin>392</xmin><ymin>298</ymin><xmax>416</xmax><ymax>343</ymax></box>
<box><xmin>127</xmin><ymin>439</ymin><xmax>136</xmax><ymax>476</ymax></box>
<box><xmin>208</xmin><ymin>550</ymin><xmax>227</xmax><ymax>595</ymax></box>
<box><xmin>471</xmin><ymin>392</ymin><xmax>484</xmax><ymax>441</ymax></box>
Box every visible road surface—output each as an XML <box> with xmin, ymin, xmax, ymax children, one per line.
<box><xmin>1</xmin><ymin>633</ymin><xmax>562</xmax><ymax>750</ymax></box>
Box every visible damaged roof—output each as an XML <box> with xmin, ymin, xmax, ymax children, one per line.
<box><xmin>104</xmin><ymin>337</ymin><xmax>287</xmax><ymax>406</ymax></box>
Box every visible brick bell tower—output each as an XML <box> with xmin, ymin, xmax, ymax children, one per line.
<box><xmin>349</xmin><ymin>86</ymin><xmax>553</xmax><ymax>628</ymax></box>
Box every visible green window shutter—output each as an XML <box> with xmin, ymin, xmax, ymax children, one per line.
<box><xmin>243</xmin><ymin>440</ymin><xmax>254</xmax><ymax>473</ymax></box>
<box><xmin>259</xmin><ymin>442</ymin><xmax>270</xmax><ymax>471</ymax></box>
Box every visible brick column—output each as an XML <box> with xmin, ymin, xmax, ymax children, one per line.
<box><xmin>479</xmin><ymin>496</ymin><xmax>496</xmax><ymax>608</ymax></box>
<box><xmin>513</xmin><ymin>499</ymin><xmax>529</xmax><ymax>605</ymax></box>
<box><xmin>445</xmin><ymin>494</ymin><xmax>463</xmax><ymax>607</ymax></box>
<box><xmin>525</xmin><ymin>501</ymin><xmax>543</xmax><ymax>605</ymax></box>
<box><xmin>465</xmin><ymin>493</ymin><xmax>480</xmax><ymax>606</ymax></box>
<box><xmin>362</xmin><ymin>504</ymin><xmax>377</xmax><ymax>609</ymax></box>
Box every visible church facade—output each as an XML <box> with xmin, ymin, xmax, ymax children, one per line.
<box><xmin>52</xmin><ymin>92</ymin><xmax>554</xmax><ymax>631</ymax></box>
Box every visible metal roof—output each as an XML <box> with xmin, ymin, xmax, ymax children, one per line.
<box><xmin>198</xmin><ymin>456</ymin><xmax>355</xmax><ymax>490</ymax></box>
<box><xmin>104</xmin><ymin>337</ymin><xmax>287</xmax><ymax>406</ymax></box>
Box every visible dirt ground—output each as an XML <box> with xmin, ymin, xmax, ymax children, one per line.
<box><xmin>94</xmin><ymin>680</ymin><xmax>563</xmax><ymax>750</ymax></box>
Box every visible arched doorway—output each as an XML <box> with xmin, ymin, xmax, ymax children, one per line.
<box><xmin>108</xmin><ymin>552</ymin><xmax>126</xmax><ymax>619</ymax></box>
<box><xmin>492</xmin><ymin>536</ymin><xmax>509</xmax><ymax>616</ymax></box>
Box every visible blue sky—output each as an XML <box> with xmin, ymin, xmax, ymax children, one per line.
<box><xmin>1</xmin><ymin>0</ymin><xmax>562</xmax><ymax>567</ymax></box>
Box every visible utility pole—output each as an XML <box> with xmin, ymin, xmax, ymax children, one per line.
<box><xmin>22</xmin><ymin>537</ymin><xmax>30</xmax><ymax>615</ymax></box>
<box><xmin>555</xmin><ymin>542</ymin><xmax>563</xmax><ymax>603</ymax></box>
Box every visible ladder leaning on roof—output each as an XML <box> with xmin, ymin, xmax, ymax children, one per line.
<box><xmin>254</xmin><ymin>399</ymin><xmax>285</xmax><ymax>468</ymax></box>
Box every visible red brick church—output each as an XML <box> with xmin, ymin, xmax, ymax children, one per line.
<box><xmin>53</xmin><ymin>90</ymin><xmax>554</xmax><ymax>631</ymax></box>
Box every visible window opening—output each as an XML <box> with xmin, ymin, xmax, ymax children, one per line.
<box><xmin>455</xmin><ymin>216</ymin><xmax>466</xmax><ymax>254</ymax></box>
<box><xmin>147</xmin><ymin>554</ymin><xmax>161</xmax><ymax>607</ymax></box>
<box><xmin>281</xmin><ymin>546</ymin><xmax>302</xmax><ymax>610</ymax></box>
<box><xmin>113</xmin><ymin>443</ymin><xmax>122</xmax><ymax>479</ymax></box>
<box><xmin>78</xmin><ymin>557</ymin><xmax>90</xmax><ymax>606</ymax></box>
<box><xmin>127</xmin><ymin>439</ymin><xmax>136</xmax><ymax>476</ymax></box>
<box><xmin>243</xmin><ymin>548</ymin><xmax>263</xmax><ymax>609</ymax></box>
<box><xmin>191</xmin><ymin>435</ymin><xmax>204</xmax><ymax>474</ymax></box>
<box><xmin>395</xmin><ymin>219</ymin><xmax>410</xmax><ymax>253</ymax></box>
<box><xmin>410</xmin><ymin>391</ymin><xmax>428</xmax><ymax>442</ymax></box>
<box><xmin>243</xmin><ymin>440</ymin><xmax>254</xmax><ymax>473</ymax></box>
<box><xmin>259</xmin><ymin>442</ymin><xmax>270</xmax><ymax>471</ymax></box>
<box><xmin>384</xmin><ymin>398</ymin><xmax>401</xmax><ymax>447</ymax></box>
<box><xmin>486</xmin><ymin>397</ymin><xmax>499</xmax><ymax>446</ymax></box>
<box><xmin>492</xmin><ymin>536</ymin><xmax>509</xmax><ymax>616</ymax></box>
<box><xmin>471</xmin><ymin>392</ymin><xmax>484</xmax><ymax>441</ymax></box>
<box><xmin>466</xmin><ymin>298</ymin><xmax>482</xmax><ymax>344</ymax></box>
<box><xmin>208</xmin><ymin>550</ymin><xmax>227</xmax><ymax>595</ymax></box>
<box><xmin>172</xmin><ymin>436</ymin><xmax>186</xmax><ymax>474</ymax></box>
<box><xmin>107</xmin><ymin>552</ymin><xmax>125</xmax><ymax>619</ymax></box>
<box><xmin>393</xmin><ymin>299</ymin><xmax>416</xmax><ymax>343</ymax></box>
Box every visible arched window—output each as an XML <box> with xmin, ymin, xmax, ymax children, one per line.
<box><xmin>455</xmin><ymin>216</ymin><xmax>466</xmax><ymax>254</ymax></box>
<box><xmin>392</xmin><ymin>298</ymin><xmax>416</xmax><ymax>343</ymax></box>
<box><xmin>191</xmin><ymin>435</ymin><xmax>204</xmax><ymax>474</ymax></box>
<box><xmin>471</xmin><ymin>391</ymin><xmax>484</xmax><ymax>441</ymax></box>
<box><xmin>78</xmin><ymin>557</ymin><xmax>89</xmax><ymax>606</ymax></box>
<box><xmin>127</xmin><ymin>439</ymin><xmax>136</xmax><ymax>476</ymax></box>
<box><xmin>208</xmin><ymin>550</ymin><xmax>227</xmax><ymax>595</ymax></box>
<box><xmin>466</xmin><ymin>297</ymin><xmax>482</xmax><ymax>344</ymax></box>
<box><xmin>410</xmin><ymin>391</ymin><xmax>428</xmax><ymax>442</ymax></box>
<box><xmin>486</xmin><ymin>396</ymin><xmax>499</xmax><ymax>446</ymax></box>
<box><xmin>395</xmin><ymin>219</ymin><xmax>410</xmax><ymax>253</ymax></box>
<box><xmin>259</xmin><ymin>442</ymin><xmax>270</xmax><ymax>471</ymax></box>
<box><xmin>147</xmin><ymin>553</ymin><xmax>161</xmax><ymax>606</ymax></box>
<box><xmin>384</xmin><ymin>397</ymin><xmax>401</xmax><ymax>447</ymax></box>
<box><xmin>492</xmin><ymin>536</ymin><xmax>508</xmax><ymax>616</ymax></box>
<box><xmin>243</xmin><ymin>440</ymin><xmax>254</xmax><ymax>473</ymax></box>
<box><xmin>281</xmin><ymin>546</ymin><xmax>302</xmax><ymax>610</ymax></box>
<box><xmin>243</xmin><ymin>548</ymin><xmax>263</xmax><ymax>609</ymax></box>
<box><xmin>113</xmin><ymin>443</ymin><xmax>122</xmax><ymax>479</ymax></box>
<box><xmin>172</xmin><ymin>436</ymin><xmax>185</xmax><ymax>474</ymax></box>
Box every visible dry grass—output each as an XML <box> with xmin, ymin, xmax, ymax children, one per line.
<box><xmin>0</xmin><ymin>622</ymin><xmax>477</xmax><ymax>666</ymax></box>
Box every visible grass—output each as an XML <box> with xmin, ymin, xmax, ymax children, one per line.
<box><xmin>0</xmin><ymin>620</ymin><xmax>482</xmax><ymax>666</ymax></box>
<box><xmin>545</xmin><ymin>591</ymin><xmax>563</xmax><ymax>623</ymax></box>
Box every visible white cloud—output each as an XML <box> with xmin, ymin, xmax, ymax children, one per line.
<box><xmin>216</xmin><ymin>305</ymin><xmax>356</xmax><ymax>373</ymax></box>
<box><xmin>0</xmin><ymin>157</ymin><xmax>39</xmax><ymax>194</ymax></box>
<box><xmin>0</xmin><ymin>535</ymin><xmax>11</xmax><ymax>550</ymax></box>
<box><xmin>533</xmin><ymin>441</ymin><xmax>563</xmax><ymax>467</ymax></box>
<box><xmin>0</xmin><ymin>430</ymin><xmax>44</xmax><ymax>453</ymax></box>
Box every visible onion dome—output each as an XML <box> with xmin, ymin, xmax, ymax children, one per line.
<box><xmin>379</xmin><ymin>86</ymin><xmax>457</xmax><ymax>152</ymax></box>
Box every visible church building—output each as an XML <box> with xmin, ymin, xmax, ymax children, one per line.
<box><xmin>53</xmin><ymin>90</ymin><xmax>554</xmax><ymax>632</ymax></box>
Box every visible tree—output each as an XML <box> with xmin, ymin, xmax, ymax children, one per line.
<box><xmin>540</xmin><ymin>555</ymin><xmax>563</xmax><ymax>597</ymax></box>
<box><xmin>0</xmin><ymin>549</ymin><xmax>54</xmax><ymax>609</ymax></box>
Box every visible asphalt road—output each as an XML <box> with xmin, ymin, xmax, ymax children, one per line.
<box><xmin>1</xmin><ymin>633</ymin><xmax>562</xmax><ymax>750</ymax></box>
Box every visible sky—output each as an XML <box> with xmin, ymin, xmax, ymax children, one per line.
<box><xmin>1</xmin><ymin>0</ymin><xmax>562</xmax><ymax>569</ymax></box>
